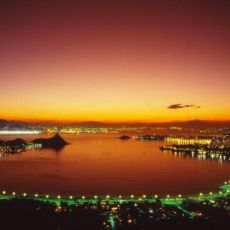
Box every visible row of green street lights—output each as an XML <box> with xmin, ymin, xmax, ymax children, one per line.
<box><xmin>1</xmin><ymin>181</ymin><xmax>230</xmax><ymax>201</ymax></box>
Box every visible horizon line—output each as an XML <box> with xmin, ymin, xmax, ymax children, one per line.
<box><xmin>1</xmin><ymin>118</ymin><xmax>230</xmax><ymax>125</ymax></box>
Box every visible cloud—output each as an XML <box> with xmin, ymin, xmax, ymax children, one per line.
<box><xmin>167</xmin><ymin>104</ymin><xmax>201</xmax><ymax>109</ymax></box>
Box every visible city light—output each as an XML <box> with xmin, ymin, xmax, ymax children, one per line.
<box><xmin>0</xmin><ymin>130</ymin><xmax>41</xmax><ymax>135</ymax></box>
<box><xmin>165</xmin><ymin>137</ymin><xmax>212</xmax><ymax>145</ymax></box>
<box><xmin>0</xmin><ymin>180</ymin><xmax>229</xmax><ymax>221</ymax></box>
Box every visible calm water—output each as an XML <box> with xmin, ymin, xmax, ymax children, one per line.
<box><xmin>0</xmin><ymin>134</ymin><xmax>230</xmax><ymax>196</ymax></box>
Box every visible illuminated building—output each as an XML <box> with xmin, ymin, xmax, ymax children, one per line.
<box><xmin>166</xmin><ymin>137</ymin><xmax>212</xmax><ymax>145</ymax></box>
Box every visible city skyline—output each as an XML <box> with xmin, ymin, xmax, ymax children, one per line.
<box><xmin>1</xmin><ymin>0</ymin><xmax>230</xmax><ymax>122</ymax></box>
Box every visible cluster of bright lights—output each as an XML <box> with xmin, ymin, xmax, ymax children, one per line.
<box><xmin>0</xmin><ymin>130</ymin><xmax>41</xmax><ymax>135</ymax></box>
<box><xmin>165</xmin><ymin>137</ymin><xmax>212</xmax><ymax>145</ymax></box>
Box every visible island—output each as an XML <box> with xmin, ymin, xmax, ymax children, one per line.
<box><xmin>32</xmin><ymin>133</ymin><xmax>69</xmax><ymax>148</ymax></box>
<box><xmin>119</xmin><ymin>135</ymin><xmax>131</xmax><ymax>140</ymax></box>
<box><xmin>0</xmin><ymin>134</ymin><xmax>68</xmax><ymax>156</ymax></box>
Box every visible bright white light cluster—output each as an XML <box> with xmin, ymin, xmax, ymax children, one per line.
<box><xmin>0</xmin><ymin>130</ymin><xmax>41</xmax><ymax>135</ymax></box>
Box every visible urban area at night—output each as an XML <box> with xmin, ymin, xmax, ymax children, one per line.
<box><xmin>0</xmin><ymin>0</ymin><xmax>230</xmax><ymax>229</ymax></box>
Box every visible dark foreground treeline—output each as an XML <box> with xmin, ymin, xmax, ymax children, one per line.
<box><xmin>0</xmin><ymin>199</ymin><xmax>230</xmax><ymax>230</ymax></box>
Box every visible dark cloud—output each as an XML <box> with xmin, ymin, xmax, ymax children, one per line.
<box><xmin>167</xmin><ymin>104</ymin><xmax>201</xmax><ymax>109</ymax></box>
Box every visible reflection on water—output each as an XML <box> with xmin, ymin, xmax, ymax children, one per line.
<box><xmin>162</xmin><ymin>151</ymin><xmax>228</xmax><ymax>163</ymax></box>
<box><xmin>0</xmin><ymin>134</ymin><xmax>230</xmax><ymax>196</ymax></box>
<box><xmin>161</xmin><ymin>146</ymin><xmax>230</xmax><ymax>162</ymax></box>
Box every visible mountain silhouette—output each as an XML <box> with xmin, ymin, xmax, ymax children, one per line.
<box><xmin>32</xmin><ymin>133</ymin><xmax>68</xmax><ymax>149</ymax></box>
<box><xmin>0</xmin><ymin>140</ymin><xmax>5</xmax><ymax>146</ymax></box>
<box><xmin>5</xmin><ymin>138</ymin><xmax>27</xmax><ymax>146</ymax></box>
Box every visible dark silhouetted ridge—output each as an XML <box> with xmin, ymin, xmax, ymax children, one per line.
<box><xmin>32</xmin><ymin>133</ymin><xmax>68</xmax><ymax>149</ymax></box>
<box><xmin>5</xmin><ymin>138</ymin><xmax>27</xmax><ymax>146</ymax></box>
<box><xmin>0</xmin><ymin>140</ymin><xmax>5</xmax><ymax>146</ymax></box>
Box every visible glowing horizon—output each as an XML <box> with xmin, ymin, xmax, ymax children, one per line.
<box><xmin>0</xmin><ymin>1</ymin><xmax>229</xmax><ymax>123</ymax></box>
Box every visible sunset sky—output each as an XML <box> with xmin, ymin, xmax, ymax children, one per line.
<box><xmin>0</xmin><ymin>0</ymin><xmax>229</xmax><ymax>123</ymax></box>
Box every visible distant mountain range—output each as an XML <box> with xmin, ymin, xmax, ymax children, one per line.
<box><xmin>0</xmin><ymin>119</ymin><xmax>230</xmax><ymax>128</ymax></box>
<box><xmin>0</xmin><ymin>119</ymin><xmax>30</xmax><ymax>128</ymax></box>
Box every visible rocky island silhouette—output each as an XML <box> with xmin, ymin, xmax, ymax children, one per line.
<box><xmin>32</xmin><ymin>133</ymin><xmax>69</xmax><ymax>148</ymax></box>
<box><xmin>0</xmin><ymin>134</ymin><xmax>68</xmax><ymax>155</ymax></box>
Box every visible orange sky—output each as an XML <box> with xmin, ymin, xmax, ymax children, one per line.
<box><xmin>0</xmin><ymin>0</ymin><xmax>230</xmax><ymax>123</ymax></box>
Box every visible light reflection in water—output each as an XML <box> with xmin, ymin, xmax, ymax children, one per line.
<box><xmin>0</xmin><ymin>134</ymin><xmax>229</xmax><ymax>196</ymax></box>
